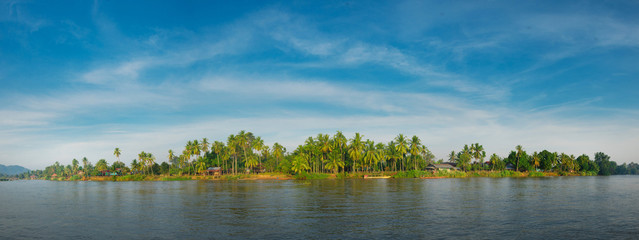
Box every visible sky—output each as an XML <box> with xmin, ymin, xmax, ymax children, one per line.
<box><xmin>1</xmin><ymin>0</ymin><xmax>638</xmax><ymax>170</ymax></box>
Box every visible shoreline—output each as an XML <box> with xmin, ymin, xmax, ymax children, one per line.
<box><xmin>40</xmin><ymin>170</ymin><xmax>596</xmax><ymax>182</ymax></box>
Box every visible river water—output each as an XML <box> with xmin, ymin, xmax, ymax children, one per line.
<box><xmin>1</xmin><ymin>176</ymin><xmax>638</xmax><ymax>239</ymax></box>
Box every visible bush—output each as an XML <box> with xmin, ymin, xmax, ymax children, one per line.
<box><xmin>295</xmin><ymin>172</ymin><xmax>329</xmax><ymax>180</ymax></box>
<box><xmin>528</xmin><ymin>171</ymin><xmax>545</xmax><ymax>177</ymax></box>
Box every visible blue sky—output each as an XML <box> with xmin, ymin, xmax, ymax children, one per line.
<box><xmin>1</xmin><ymin>0</ymin><xmax>638</xmax><ymax>169</ymax></box>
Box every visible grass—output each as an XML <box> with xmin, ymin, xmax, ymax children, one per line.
<box><xmin>295</xmin><ymin>172</ymin><xmax>330</xmax><ymax>180</ymax></box>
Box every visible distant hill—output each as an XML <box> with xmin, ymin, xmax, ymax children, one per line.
<box><xmin>0</xmin><ymin>164</ymin><xmax>30</xmax><ymax>175</ymax></box>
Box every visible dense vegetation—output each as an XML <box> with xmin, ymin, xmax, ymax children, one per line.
<box><xmin>17</xmin><ymin>131</ymin><xmax>639</xmax><ymax>180</ymax></box>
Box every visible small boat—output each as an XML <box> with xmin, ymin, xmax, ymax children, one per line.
<box><xmin>363</xmin><ymin>175</ymin><xmax>391</xmax><ymax>179</ymax></box>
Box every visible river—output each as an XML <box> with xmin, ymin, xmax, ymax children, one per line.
<box><xmin>1</xmin><ymin>176</ymin><xmax>638</xmax><ymax>239</ymax></box>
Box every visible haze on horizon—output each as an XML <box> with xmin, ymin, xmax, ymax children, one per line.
<box><xmin>1</xmin><ymin>0</ymin><xmax>638</xmax><ymax>170</ymax></box>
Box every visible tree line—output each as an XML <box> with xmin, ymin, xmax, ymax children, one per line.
<box><xmin>25</xmin><ymin>130</ymin><xmax>639</xmax><ymax>179</ymax></box>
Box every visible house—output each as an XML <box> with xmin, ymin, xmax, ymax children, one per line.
<box><xmin>205</xmin><ymin>167</ymin><xmax>221</xmax><ymax>175</ymax></box>
<box><xmin>505</xmin><ymin>163</ymin><xmax>516</xmax><ymax>171</ymax></box>
<box><xmin>426</xmin><ymin>162</ymin><xmax>459</xmax><ymax>171</ymax></box>
<box><xmin>51</xmin><ymin>173</ymin><xmax>58</xmax><ymax>177</ymax></box>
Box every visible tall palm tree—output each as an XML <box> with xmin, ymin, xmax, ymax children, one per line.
<box><xmin>386</xmin><ymin>141</ymin><xmax>398</xmax><ymax>171</ymax></box>
<box><xmin>317</xmin><ymin>134</ymin><xmax>332</xmax><ymax>173</ymax></box>
<box><xmin>147</xmin><ymin>153</ymin><xmax>156</xmax><ymax>175</ymax></box>
<box><xmin>395</xmin><ymin>134</ymin><xmax>408</xmax><ymax>171</ymax></box>
<box><xmin>409</xmin><ymin>135</ymin><xmax>423</xmax><ymax>171</ymax></box>
<box><xmin>348</xmin><ymin>133</ymin><xmax>364</xmax><ymax>173</ymax></box>
<box><xmin>72</xmin><ymin>159</ymin><xmax>79</xmax><ymax>174</ymax></box>
<box><xmin>273</xmin><ymin>142</ymin><xmax>285</xmax><ymax>172</ymax></box>
<box><xmin>82</xmin><ymin>157</ymin><xmax>89</xmax><ymax>175</ymax></box>
<box><xmin>333</xmin><ymin>131</ymin><xmax>347</xmax><ymax>172</ymax></box>
<box><xmin>138</xmin><ymin>151</ymin><xmax>147</xmax><ymax>175</ymax></box>
<box><xmin>167</xmin><ymin>150</ymin><xmax>174</xmax><ymax>176</ymax></box>
<box><xmin>213</xmin><ymin>141</ymin><xmax>225</xmax><ymax>167</ymax></box>
<box><xmin>227</xmin><ymin>134</ymin><xmax>238</xmax><ymax>175</ymax></box>
<box><xmin>515</xmin><ymin>145</ymin><xmax>523</xmax><ymax>172</ymax></box>
<box><xmin>113</xmin><ymin>148</ymin><xmax>121</xmax><ymax>163</ymax></box>
<box><xmin>448</xmin><ymin>151</ymin><xmax>456</xmax><ymax>163</ymax></box>
<box><xmin>201</xmin><ymin>138</ymin><xmax>210</xmax><ymax>155</ymax></box>
<box><xmin>292</xmin><ymin>152</ymin><xmax>311</xmax><ymax>175</ymax></box>
<box><xmin>471</xmin><ymin>143</ymin><xmax>485</xmax><ymax>165</ymax></box>
<box><xmin>253</xmin><ymin>137</ymin><xmax>265</xmax><ymax>168</ymax></box>
<box><xmin>532</xmin><ymin>152</ymin><xmax>540</xmax><ymax>171</ymax></box>
<box><xmin>375</xmin><ymin>143</ymin><xmax>387</xmax><ymax>172</ymax></box>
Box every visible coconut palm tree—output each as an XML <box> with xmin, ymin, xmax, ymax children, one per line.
<box><xmin>375</xmin><ymin>143</ymin><xmax>387</xmax><ymax>172</ymax></box>
<box><xmin>515</xmin><ymin>145</ymin><xmax>523</xmax><ymax>172</ymax></box>
<box><xmin>409</xmin><ymin>135</ymin><xmax>423</xmax><ymax>171</ymax></box>
<box><xmin>471</xmin><ymin>143</ymin><xmax>485</xmax><ymax>165</ymax></box>
<box><xmin>292</xmin><ymin>152</ymin><xmax>311</xmax><ymax>174</ymax></box>
<box><xmin>213</xmin><ymin>141</ymin><xmax>225</xmax><ymax>167</ymax></box>
<box><xmin>167</xmin><ymin>150</ymin><xmax>174</xmax><ymax>176</ymax></box>
<box><xmin>201</xmin><ymin>138</ymin><xmax>210</xmax><ymax>155</ymax></box>
<box><xmin>333</xmin><ymin>131</ymin><xmax>347</xmax><ymax>171</ymax></box>
<box><xmin>82</xmin><ymin>157</ymin><xmax>89</xmax><ymax>175</ymax></box>
<box><xmin>272</xmin><ymin>142</ymin><xmax>285</xmax><ymax>171</ymax></box>
<box><xmin>113</xmin><ymin>148</ymin><xmax>121</xmax><ymax>163</ymax></box>
<box><xmin>72</xmin><ymin>159</ymin><xmax>79</xmax><ymax>174</ymax></box>
<box><xmin>227</xmin><ymin>134</ymin><xmax>238</xmax><ymax>175</ymax></box>
<box><xmin>386</xmin><ymin>141</ymin><xmax>399</xmax><ymax>171</ymax></box>
<box><xmin>448</xmin><ymin>151</ymin><xmax>456</xmax><ymax>163</ymax></box>
<box><xmin>348</xmin><ymin>133</ymin><xmax>364</xmax><ymax>173</ymax></box>
<box><xmin>395</xmin><ymin>134</ymin><xmax>408</xmax><ymax>171</ymax></box>
<box><xmin>253</xmin><ymin>137</ymin><xmax>264</xmax><ymax>167</ymax></box>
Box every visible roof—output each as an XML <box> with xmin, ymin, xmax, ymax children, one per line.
<box><xmin>430</xmin><ymin>163</ymin><xmax>457</xmax><ymax>169</ymax></box>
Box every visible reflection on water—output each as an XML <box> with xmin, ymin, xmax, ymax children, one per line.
<box><xmin>1</xmin><ymin>176</ymin><xmax>638</xmax><ymax>239</ymax></box>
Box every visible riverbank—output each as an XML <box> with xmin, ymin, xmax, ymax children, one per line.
<box><xmin>40</xmin><ymin>170</ymin><xmax>597</xmax><ymax>181</ymax></box>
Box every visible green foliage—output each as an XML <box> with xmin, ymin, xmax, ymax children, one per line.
<box><xmin>295</xmin><ymin>172</ymin><xmax>329</xmax><ymax>180</ymax></box>
<box><xmin>528</xmin><ymin>171</ymin><xmax>544</xmax><ymax>177</ymax></box>
<box><xmin>70</xmin><ymin>175</ymin><xmax>82</xmax><ymax>181</ymax></box>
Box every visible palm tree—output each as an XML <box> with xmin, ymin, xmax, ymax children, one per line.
<box><xmin>386</xmin><ymin>141</ymin><xmax>399</xmax><ymax>171</ymax></box>
<box><xmin>348</xmin><ymin>133</ymin><xmax>364</xmax><ymax>173</ymax></box>
<box><xmin>292</xmin><ymin>152</ymin><xmax>311</xmax><ymax>175</ymax></box>
<box><xmin>138</xmin><ymin>152</ymin><xmax>147</xmax><ymax>175</ymax></box>
<box><xmin>317</xmin><ymin>134</ymin><xmax>332</xmax><ymax>173</ymax></box>
<box><xmin>273</xmin><ymin>142</ymin><xmax>285</xmax><ymax>172</ymax></box>
<box><xmin>395</xmin><ymin>134</ymin><xmax>408</xmax><ymax>171</ymax></box>
<box><xmin>261</xmin><ymin>145</ymin><xmax>270</xmax><ymax>171</ymax></box>
<box><xmin>363</xmin><ymin>140</ymin><xmax>380</xmax><ymax>172</ymax></box>
<box><xmin>253</xmin><ymin>136</ymin><xmax>265</xmax><ymax>168</ymax></box>
<box><xmin>96</xmin><ymin>159</ymin><xmax>108</xmax><ymax>173</ymax></box>
<box><xmin>82</xmin><ymin>157</ymin><xmax>89</xmax><ymax>175</ymax></box>
<box><xmin>448</xmin><ymin>151</ymin><xmax>456</xmax><ymax>163</ymax></box>
<box><xmin>213</xmin><ymin>141</ymin><xmax>225</xmax><ymax>167</ymax></box>
<box><xmin>375</xmin><ymin>143</ymin><xmax>387</xmax><ymax>172</ymax></box>
<box><xmin>333</xmin><ymin>131</ymin><xmax>347</xmax><ymax>172</ymax></box>
<box><xmin>149</xmin><ymin>153</ymin><xmax>156</xmax><ymax>175</ymax></box>
<box><xmin>245</xmin><ymin>155</ymin><xmax>259</xmax><ymax>173</ymax></box>
<box><xmin>471</xmin><ymin>143</ymin><xmax>485</xmax><ymax>165</ymax></box>
<box><xmin>227</xmin><ymin>134</ymin><xmax>238</xmax><ymax>175</ymax></box>
<box><xmin>515</xmin><ymin>145</ymin><xmax>523</xmax><ymax>172</ymax></box>
<box><xmin>167</xmin><ymin>150</ymin><xmax>174</xmax><ymax>176</ymax></box>
<box><xmin>532</xmin><ymin>152</ymin><xmax>540</xmax><ymax>171</ymax></box>
<box><xmin>201</xmin><ymin>138</ymin><xmax>210</xmax><ymax>155</ymax></box>
<box><xmin>72</xmin><ymin>159</ymin><xmax>79</xmax><ymax>174</ymax></box>
<box><xmin>113</xmin><ymin>148</ymin><xmax>121</xmax><ymax>163</ymax></box>
<box><xmin>409</xmin><ymin>135</ymin><xmax>423</xmax><ymax>171</ymax></box>
<box><xmin>196</xmin><ymin>158</ymin><xmax>206</xmax><ymax>175</ymax></box>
